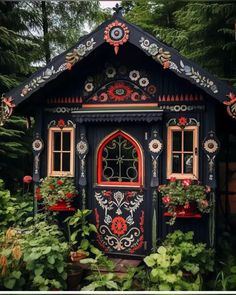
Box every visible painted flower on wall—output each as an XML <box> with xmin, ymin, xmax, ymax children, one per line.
<box><xmin>178</xmin><ymin>117</ymin><xmax>188</xmax><ymax>126</ymax></box>
<box><xmin>111</xmin><ymin>216</ymin><xmax>128</xmax><ymax>236</ymax></box>
<box><xmin>149</xmin><ymin>139</ymin><xmax>163</xmax><ymax>154</ymax></box>
<box><xmin>203</xmin><ymin>139</ymin><xmax>219</xmax><ymax>154</ymax></box>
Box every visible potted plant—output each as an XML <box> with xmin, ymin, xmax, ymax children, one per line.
<box><xmin>65</xmin><ymin>209</ymin><xmax>97</xmax><ymax>262</ymax></box>
<box><xmin>158</xmin><ymin>178</ymin><xmax>211</xmax><ymax>225</ymax></box>
<box><xmin>39</xmin><ymin>177</ymin><xmax>77</xmax><ymax>211</ymax></box>
<box><xmin>65</xmin><ymin>209</ymin><xmax>98</xmax><ymax>290</ymax></box>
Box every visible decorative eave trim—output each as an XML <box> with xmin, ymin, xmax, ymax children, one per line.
<box><xmin>2</xmin><ymin>14</ymin><xmax>236</xmax><ymax>119</ymax></box>
<box><xmin>72</xmin><ymin>111</ymin><xmax>163</xmax><ymax>123</ymax></box>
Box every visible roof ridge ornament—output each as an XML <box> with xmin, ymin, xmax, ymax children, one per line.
<box><xmin>104</xmin><ymin>20</ymin><xmax>129</xmax><ymax>55</ymax></box>
<box><xmin>113</xmin><ymin>3</ymin><xmax>123</xmax><ymax>16</ymax></box>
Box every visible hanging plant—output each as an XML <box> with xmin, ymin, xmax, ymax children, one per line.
<box><xmin>158</xmin><ymin>178</ymin><xmax>211</xmax><ymax>225</ymax></box>
<box><xmin>39</xmin><ymin>177</ymin><xmax>77</xmax><ymax>209</ymax></box>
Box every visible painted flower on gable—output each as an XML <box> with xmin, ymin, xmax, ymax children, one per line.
<box><xmin>77</xmin><ymin>44</ymin><xmax>87</xmax><ymax>56</ymax></box>
<box><xmin>147</xmin><ymin>85</ymin><xmax>157</xmax><ymax>95</ymax></box>
<box><xmin>32</xmin><ymin>139</ymin><xmax>43</xmax><ymax>152</ymax></box>
<box><xmin>85</xmin><ymin>82</ymin><xmax>94</xmax><ymax>92</ymax></box>
<box><xmin>139</xmin><ymin>77</ymin><xmax>149</xmax><ymax>87</ymax></box>
<box><xmin>203</xmin><ymin>139</ymin><xmax>219</xmax><ymax>154</ymax></box>
<box><xmin>129</xmin><ymin>70</ymin><xmax>140</xmax><ymax>81</ymax></box>
<box><xmin>148</xmin><ymin>43</ymin><xmax>159</xmax><ymax>56</ymax></box>
<box><xmin>149</xmin><ymin>139</ymin><xmax>163</xmax><ymax>154</ymax></box>
<box><xmin>105</xmin><ymin>66</ymin><xmax>116</xmax><ymax>78</ymax></box>
<box><xmin>111</xmin><ymin>216</ymin><xmax>127</xmax><ymax>236</ymax></box>
<box><xmin>107</xmin><ymin>82</ymin><xmax>133</xmax><ymax>102</ymax></box>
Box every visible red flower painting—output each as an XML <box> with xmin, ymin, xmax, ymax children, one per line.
<box><xmin>107</xmin><ymin>82</ymin><xmax>133</xmax><ymax>102</ymax></box>
<box><xmin>178</xmin><ymin>117</ymin><xmax>188</xmax><ymax>126</ymax></box>
<box><xmin>111</xmin><ymin>216</ymin><xmax>127</xmax><ymax>236</ymax></box>
<box><xmin>57</xmin><ymin>119</ymin><xmax>65</xmax><ymax>128</ymax></box>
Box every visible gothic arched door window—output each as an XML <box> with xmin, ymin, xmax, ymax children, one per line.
<box><xmin>97</xmin><ymin>130</ymin><xmax>143</xmax><ymax>187</ymax></box>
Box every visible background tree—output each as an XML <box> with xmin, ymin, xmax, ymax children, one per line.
<box><xmin>122</xmin><ymin>0</ymin><xmax>236</xmax><ymax>86</ymax></box>
<box><xmin>0</xmin><ymin>1</ymin><xmax>37</xmax><ymax>187</ymax></box>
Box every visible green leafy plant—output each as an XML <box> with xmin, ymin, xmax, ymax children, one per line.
<box><xmin>0</xmin><ymin>215</ymin><xmax>69</xmax><ymax>291</ymax></box>
<box><xmin>0</xmin><ymin>228</ymin><xmax>25</xmax><ymax>290</ymax></box>
<box><xmin>0</xmin><ymin>179</ymin><xmax>33</xmax><ymax>230</ymax></box>
<box><xmin>21</xmin><ymin>217</ymin><xmax>69</xmax><ymax>291</ymax></box>
<box><xmin>80</xmin><ymin>249</ymin><xmax>117</xmax><ymax>291</ymax></box>
<box><xmin>143</xmin><ymin>230</ymin><xmax>214</xmax><ymax>291</ymax></box>
<box><xmin>65</xmin><ymin>209</ymin><xmax>97</xmax><ymax>260</ymax></box>
<box><xmin>159</xmin><ymin>178</ymin><xmax>211</xmax><ymax>224</ymax></box>
<box><xmin>39</xmin><ymin>176</ymin><xmax>77</xmax><ymax>207</ymax></box>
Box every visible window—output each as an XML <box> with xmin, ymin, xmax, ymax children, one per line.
<box><xmin>167</xmin><ymin>126</ymin><xmax>198</xmax><ymax>179</ymax></box>
<box><xmin>97</xmin><ymin>131</ymin><xmax>143</xmax><ymax>186</ymax></box>
<box><xmin>48</xmin><ymin>127</ymin><xmax>75</xmax><ymax>176</ymax></box>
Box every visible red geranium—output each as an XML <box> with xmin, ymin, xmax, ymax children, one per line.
<box><xmin>170</xmin><ymin>177</ymin><xmax>176</xmax><ymax>182</ymax></box>
<box><xmin>66</xmin><ymin>192</ymin><xmax>74</xmax><ymax>198</ymax></box>
<box><xmin>49</xmin><ymin>184</ymin><xmax>55</xmax><ymax>190</ymax></box>
<box><xmin>23</xmin><ymin>175</ymin><xmax>32</xmax><ymax>184</ymax></box>
<box><xmin>162</xmin><ymin>195</ymin><xmax>172</xmax><ymax>205</ymax></box>
<box><xmin>182</xmin><ymin>179</ymin><xmax>192</xmax><ymax>187</ymax></box>
<box><xmin>57</xmin><ymin>180</ymin><xmax>63</xmax><ymax>185</ymax></box>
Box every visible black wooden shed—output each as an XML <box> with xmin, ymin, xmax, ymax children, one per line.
<box><xmin>1</xmin><ymin>8</ymin><xmax>236</xmax><ymax>258</ymax></box>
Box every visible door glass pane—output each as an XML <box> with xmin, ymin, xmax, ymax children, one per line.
<box><xmin>63</xmin><ymin>132</ymin><xmax>71</xmax><ymax>151</ymax></box>
<box><xmin>172</xmin><ymin>153</ymin><xmax>182</xmax><ymax>173</ymax></box>
<box><xmin>184</xmin><ymin>154</ymin><xmax>193</xmax><ymax>173</ymax></box>
<box><xmin>62</xmin><ymin>153</ymin><xmax>70</xmax><ymax>171</ymax></box>
<box><xmin>184</xmin><ymin>131</ymin><xmax>193</xmax><ymax>151</ymax></box>
<box><xmin>101</xmin><ymin>135</ymin><xmax>139</xmax><ymax>183</ymax></box>
<box><xmin>53</xmin><ymin>152</ymin><xmax>60</xmax><ymax>171</ymax></box>
<box><xmin>54</xmin><ymin>132</ymin><xmax>61</xmax><ymax>151</ymax></box>
<box><xmin>172</xmin><ymin>131</ymin><xmax>182</xmax><ymax>151</ymax></box>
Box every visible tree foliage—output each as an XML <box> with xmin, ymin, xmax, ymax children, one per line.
<box><xmin>122</xmin><ymin>0</ymin><xmax>236</xmax><ymax>86</ymax></box>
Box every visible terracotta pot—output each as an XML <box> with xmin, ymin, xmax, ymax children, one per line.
<box><xmin>70</xmin><ymin>251</ymin><xmax>88</xmax><ymax>262</ymax></box>
<box><xmin>67</xmin><ymin>264</ymin><xmax>84</xmax><ymax>290</ymax></box>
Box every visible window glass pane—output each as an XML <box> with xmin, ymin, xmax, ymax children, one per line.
<box><xmin>172</xmin><ymin>131</ymin><xmax>182</xmax><ymax>151</ymax></box>
<box><xmin>184</xmin><ymin>154</ymin><xmax>193</xmax><ymax>173</ymax></box>
<box><xmin>172</xmin><ymin>153</ymin><xmax>182</xmax><ymax>173</ymax></box>
<box><xmin>62</xmin><ymin>153</ymin><xmax>70</xmax><ymax>171</ymax></box>
<box><xmin>54</xmin><ymin>132</ymin><xmax>61</xmax><ymax>151</ymax></box>
<box><xmin>101</xmin><ymin>135</ymin><xmax>139</xmax><ymax>183</ymax></box>
<box><xmin>63</xmin><ymin>132</ymin><xmax>71</xmax><ymax>151</ymax></box>
<box><xmin>184</xmin><ymin>131</ymin><xmax>193</xmax><ymax>151</ymax></box>
<box><xmin>122</xmin><ymin>160</ymin><xmax>138</xmax><ymax>182</ymax></box>
<box><xmin>53</xmin><ymin>152</ymin><xmax>60</xmax><ymax>171</ymax></box>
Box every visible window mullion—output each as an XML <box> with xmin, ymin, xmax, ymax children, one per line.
<box><xmin>60</xmin><ymin>131</ymin><xmax>63</xmax><ymax>172</ymax></box>
<box><xmin>181</xmin><ymin>130</ymin><xmax>184</xmax><ymax>174</ymax></box>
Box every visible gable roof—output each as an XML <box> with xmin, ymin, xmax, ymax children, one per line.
<box><xmin>3</xmin><ymin>11</ymin><xmax>236</xmax><ymax>115</ymax></box>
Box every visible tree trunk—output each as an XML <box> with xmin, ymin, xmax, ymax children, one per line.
<box><xmin>41</xmin><ymin>1</ymin><xmax>51</xmax><ymax>64</ymax></box>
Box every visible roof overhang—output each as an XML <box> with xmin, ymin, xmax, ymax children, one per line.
<box><xmin>1</xmin><ymin>10</ymin><xmax>236</xmax><ymax>124</ymax></box>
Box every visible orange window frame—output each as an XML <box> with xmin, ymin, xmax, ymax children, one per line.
<box><xmin>48</xmin><ymin>127</ymin><xmax>75</xmax><ymax>177</ymax></box>
<box><xmin>97</xmin><ymin>130</ymin><xmax>144</xmax><ymax>187</ymax></box>
<box><xmin>167</xmin><ymin>126</ymin><xmax>199</xmax><ymax>180</ymax></box>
